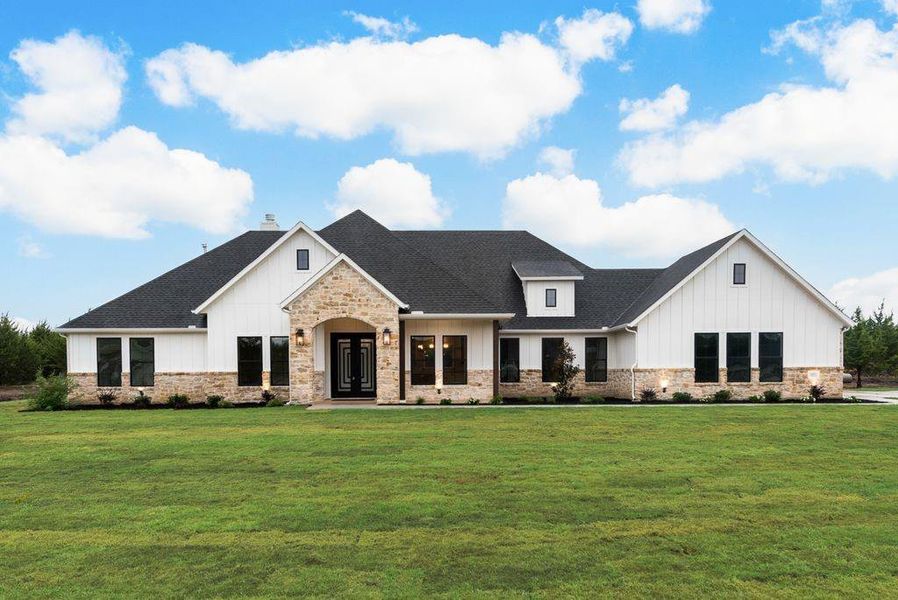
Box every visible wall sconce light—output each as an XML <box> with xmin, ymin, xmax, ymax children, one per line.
<box><xmin>383</xmin><ymin>328</ymin><xmax>392</xmax><ymax>345</ymax></box>
<box><xmin>295</xmin><ymin>328</ymin><xmax>305</xmax><ymax>346</ymax></box>
<box><xmin>660</xmin><ymin>378</ymin><xmax>669</xmax><ymax>393</ymax></box>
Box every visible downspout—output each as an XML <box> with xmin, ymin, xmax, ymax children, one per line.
<box><xmin>625</xmin><ymin>325</ymin><xmax>638</xmax><ymax>401</ymax></box>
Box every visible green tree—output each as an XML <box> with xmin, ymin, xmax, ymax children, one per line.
<box><xmin>844</xmin><ymin>303</ymin><xmax>898</xmax><ymax>387</ymax></box>
<box><xmin>552</xmin><ymin>340</ymin><xmax>580</xmax><ymax>402</ymax></box>
<box><xmin>29</xmin><ymin>321</ymin><xmax>66</xmax><ymax>377</ymax></box>
<box><xmin>0</xmin><ymin>314</ymin><xmax>66</xmax><ymax>384</ymax></box>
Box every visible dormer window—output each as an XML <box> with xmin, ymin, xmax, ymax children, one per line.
<box><xmin>733</xmin><ymin>263</ymin><xmax>746</xmax><ymax>285</ymax></box>
<box><xmin>546</xmin><ymin>288</ymin><xmax>557</xmax><ymax>308</ymax></box>
<box><xmin>296</xmin><ymin>249</ymin><xmax>309</xmax><ymax>271</ymax></box>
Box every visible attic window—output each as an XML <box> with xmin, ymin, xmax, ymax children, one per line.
<box><xmin>297</xmin><ymin>249</ymin><xmax>309</xmax><ymax>271</ymax></box>
<box><xmin>546</xmin><ymin>288</ymin><xmax>557</xmax><ymax>308</ymax></box>
<box><xmin>733</xmin><ymin>263</ymin><xmax>746</xmax><ymax>285</ymax></box>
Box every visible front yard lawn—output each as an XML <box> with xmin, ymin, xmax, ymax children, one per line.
<box><xmin>2</xmin><ymin>401</ymin><xmax>898</xmax><ymax>598</ymax></box>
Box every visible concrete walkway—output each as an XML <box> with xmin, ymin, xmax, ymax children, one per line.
<box><xmin>847</xmin><ymin>389</ymin><xmax>898</xmax><ymax>404</ymax></box>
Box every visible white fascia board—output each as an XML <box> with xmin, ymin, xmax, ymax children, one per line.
<box><xmin>279</xmin><ymin>254</ymin><xmax>408</xmax><ymax>310</ymax></box>
<box><xmin>400</xmin><ymin>313</ymin><xmax>515</xmax><ymax>320</ymax></box>
<box><xmin>193</xmin><ymin>221</ymin><xmax>340</xmax><ymax>314</ymax></box>
<box><xmin>53</xmin><ymin>327</ymin><xmax>207</xmax><ymax>334</ymax></box>
<box><xmin>511</xmin><ymin>264</ymin><xmax>583</xmax><ymax>282</ymax></box>
<box><xmin>499</xmin><ymin>328</ymin><xmax>612</xmax><ymax>334</ymax></box>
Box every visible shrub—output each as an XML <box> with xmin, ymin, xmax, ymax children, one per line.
<box><xmin>713</xmin><ymin>389</ymin><xmax>733</xmax><ymax>403</ymax></box>
<box><xmin>220</xmin><ymin>400</ymin><xmax>234</xmax><ymax>408</ymax></box>
<box><xmin>809</xmin><ymin>384</ymin><xmax>826</xmax><ymax>402</ymax></box>
<box><xmin>640</xmin><ymin>388</ymin><xmax>657</xmax><ymax>402</ymax></box>
<box><xmin>27</xmin><ymin>374</ymin><xmax>71</xmax><ymax>411</ymax></box>
<box><xmin>671</xmin><ymin>391</ymin><xmax>693</xmax><ymax>403</ymax></box>
<box><xmin>261</xmin><ymin>389</ymin><xmax>276</xmax><ymax>403</ymax></box>
<box><xmin>167</xmin><ymin>394</ymin><xmax>190</xmax><ymax>409</ymax></box>
<box><xmin>415</xmin><ymin>396</ymin><xmax>425</xmax><ymax>405</ymax></box>
<box><xmin>266</xmin><ymin>395</ymin><xmax>286</xmax><ymax>407</ymax></box>
<box><xmin>133</xmin><ymin>390</ymin><xmax>152</xmax><ymax>408</ymax></box>
<box><xmin>763</xmin><ymin>389</ymin><xmax>782</xmax><ymax>403</ymax></box>
<box><xmin>523</xmin><ymin>396</ymin><xmax>541</xmax><ymax>404</ymax></box>
<box><xmin>97</xmin><ymin>389</ymin><xmax>117</xmax><ymax>406</ymax></box>
<box><xmin>489</xmin><ymin>395</ymin><xmax>503</xmax><ymax>405</ymax></box>
<box><xmin>747</xmin><ymin>395</ymin><xmax>763</xmax><ymax>403</ymax></box>
<box><xmin>466</xmin><ymin>398</ymin><xmax>480</xmax><ymax>405</ymax></box>
<box><xmin>552</xmin><ymin>340</ymin><xmax>580</xmax><ymax>402</ymax></box>
<box><xmin>439</xmin><ymin>398</ymin><xmax>452</xmax><ymax>405</ymax></box>
<box><xmin>206</xmin><ymin>394</ymin><xmax>223</xmax><ymax>408</ymax></box>
<box><xmin>846</xmin><ymin>395</ymin><xmax>861</xmax><ymax>403</ymax></box>
<box><xmin>581</xmin><ymin>395</ymin><xmax>603</xmax><ymax>404</ymax></box>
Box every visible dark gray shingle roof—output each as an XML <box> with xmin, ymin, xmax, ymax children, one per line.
<box><xmin>512</xmin><ymin>261</ymin><xmax>583</xmax><ymax>278</ymax></box>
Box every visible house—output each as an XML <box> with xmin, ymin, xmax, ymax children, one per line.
<box><xmin>57</xmin><ymin>210</ymin><xmax>852</xmax><ymax>404</ymax></box>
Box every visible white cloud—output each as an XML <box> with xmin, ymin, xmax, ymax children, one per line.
<box><xmin>0</xmin><ymin>127</ymin><xmax>253</xmax><ymax>239</ymax></box>
<box><xmin>538</xmin><ymin>146</ymin><xmax>576</xmax><ymax>176</ymax></box>
<box><xmin>636</xmin><ymin>0</ymin><xmax>711</xmax><ymax>34</ymax></box>
<box><xmin>17</xmin><ymin>235</ymin><xmax>49</xmax><ymax>258</ymax></box>
<box><xmin>11</xmin><ymin>316</ymin><xmax>36</xmax><ymax>332</ymax></box>
<box><xmin>555</xmin><ymin>9</ymin><xmax>633</xmax><ymax>63</ymax></box>
<box><xmin>620</xmin><ymin>19</ymin><xmax>898</xmax><ymax>187</ymax></box>
<box><xmin>619</xmin><ymin>84</ymin><xmax>690</xmax><ymax>132</ymax></box>
<box><xmin>146</xmin><ymin>11</ymin><xmax>630</xmax><ymax>159</ymax></box>
<box><xmin>502</xmin><ymin>172</ymin><xmax>734</xmax><ymax>259</ymax></box>
<box><xmin>330</xmin><ymin>158</ymin><xmax>446</xmax><ymax>228</ymax></box>
<box><xmin>829</xmin><ymin>267</ymin><xmax>898</xmax><ymax>314</ymax></box>
<box><xmin>6</xmin><ymin>30</ymin><xmax>126</xmax><ymax>144</ymax></box>
<box><xmin>883</xmin><ymin>0</ymin><xmax>898</xmax><ymax>16</ymax></box>
<box><xmin>344</xmin><ymin>12</ymin><xmax>418</xmax><ymax>40</ymax></box>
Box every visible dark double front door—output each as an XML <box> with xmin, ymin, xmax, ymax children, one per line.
<box><xmin>330</xmin><ymin>333</ymin><xmax>377</xmax><ymax>398</ymax></box>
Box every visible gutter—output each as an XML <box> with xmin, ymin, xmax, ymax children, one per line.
<box><xmin>400</xmin><ymin>313</ymin><xmax>515</xmax><ymax>320</ymax></box>
<box><xmin>625</xmin><ymin>325</ymin><xmax>638</xmax><ymax>401</ymax></box>
<box><xmin>53</xmin><ymin>327</ymin><xmax>207</xmax><ymax>334</ymax></box>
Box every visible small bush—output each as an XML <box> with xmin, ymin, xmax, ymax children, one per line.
<box><xmin>167</xmin><ymin>394</ymin><xmax>190</xmax><ymax>409</ymax></box>
<box><xmin>543</xmin><ymin>395</ymin><xmax>557</xmax><ymax>404</ymax></box>
<box><xmin>763</xmin><ymin>389</ymin><xmax>782</xmax><ymax>403</ymax></box>
<box><xmin>266</xmin><ymin>395</ymin><xmax>286</xmax><ymax>407</ymax></box>
<box><xmin>846</xmin><ymin>395</ymin><xmax>861</xmax><ymax>403</ymax></box>
<box><xmin>809</xmin><ymin>384</ymin><xmax>826</xmax><ymax>401</ymax></box>
<box><xmin>97</xmin><ymin>389</ymin><xmax>117</xmax><ymax>406</ymax></box>
<box><xmin>133</xmin><ymin>390</ymin><xmax>151</xmax><ymax>408</ymax></box>
<box><xmin>415</xmin><ymin>396</ymin><xmax>425</xmax><ymax>405</ymax></box>
<box><xmin>220</xmin><ymin>400</ymin><xmax>234</xmax><ymax>408</ymax></box>
<box><xmin>671</xmin><ymin>391</ymin><xmax>693</xmax><ymax>403</ymax></box>
<box><xmin>261</xmin><ymin>389</ymin><xmax>276</xmax><ymax>403</ymax></box>
<box><xmin>640</xmin><ymin>388</ymin><xmax>657</xmax><ymax>402</ymax></box>
<box><xmin>747</xmin><ymin>394</ymin><xmax>763</xmax><ymax>403</ymax></box>
<box><xmin>581</xmin><ymin>395</ymin><xmax>603</xmax><ymax>404</ymax></box>
<box><xmin>466</xmin><ymin>398</ymin><xmax>480</xmax><ymax>405</ymax></box>
<box><xmin>206</xmin><ymin>394</ymin><xmax>223</xmax><ymax>408</ymax></box>
<box><xmin>713</xmin><ymin>389</ymin><xmax>733</xmax><ymax>403</ymax></box>
<box><xmin>439</xmin><ymin>398</ymin><xmax>452</xmax><ymax>405</ymax></box>
<box><xmin>489</xmin><ymin>395</ymin><xmax>503</xmax><ymax>405</ymax></box>
<box><xmin>27</xmin><ymin>374</ymin><xmax>72</xmax><ymax>411</ymax></box>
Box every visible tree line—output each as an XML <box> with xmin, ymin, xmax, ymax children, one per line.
<box><xmin>0</xmin><ymin>314</ymin><xmax>66</xmax><ymax>385</ymax></box>
<box><xmin>843</xmin><ymin>303</ymin><xmax>898</xmax><ymax>387</ymax></box>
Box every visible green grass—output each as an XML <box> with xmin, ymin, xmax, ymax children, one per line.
<box><xmin>2</xmin><ymin>401</ymin><xmax>898</xmax><ymax>598</ymax></box>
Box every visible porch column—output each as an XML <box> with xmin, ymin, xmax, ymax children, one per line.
<box><xmin>492</xmin><ymin>319</ymin><xmax>499</xmax><ymax>399</ymax></box>
<box><xmin>399</xmin><ymin>319</ymin><xmax>406</xmax><ymax>401</ymax></box>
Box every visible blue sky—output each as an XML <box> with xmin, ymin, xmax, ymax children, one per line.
<box><xmin>1</xmin><ymin>0</ymin><xmax>897</xmax><ymax>328</ymax></box>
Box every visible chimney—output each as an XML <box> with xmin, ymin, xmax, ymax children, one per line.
<box><xmin>259</xmin><ymin>213</ymin><xmax>280</xmax><ymax>231</ymax></box>
<box><xmin>201</xmin><ymin>242</ymin><xmax>208</xmax><ymax>254</ymax></box>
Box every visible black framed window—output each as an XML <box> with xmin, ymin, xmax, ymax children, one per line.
<box><xmin>296</xmin><ymin>249</ymin><xmax>310</xmax><ymax>270</ymax></box>
<box><xmin>97</xmin><ymin>337</ymin><xmax>122</xmax><ymax>387</ymax></box>
<box><xmin>759</xmin><ymin>332</ymin><xmax>783</xmax><ymax>382</ymax></box>
<box><xmin>237</xmin><ymin>337</ymin><xmax>263</xmax><ymax>386</ymax></box>
<box><xmin>270</xmin><ymin>336</ymin><xmax>289</xmax><ymax>386</ymax></box>
<box><xmin>585</xmin><ymin>337</ymin><xmax>608</xmax><ymax>382</ymax></box>
<box><xmin>129</xmin><ymin>338</ymin><xmax>155</xmax><ymax>387</ymax></box>
<box><xmin>726</xmin><ymin>333</ymin><xmax>751</xmax><ymax>383</ymax></box>
<box><xmin>694</xmin><ymin>333</ymin><xmax>719</xmax><ymax>383</ymax></box>
<box><xmin>546</xmin><ymin>288</ymin><xmax>557</xmax><ymax>308</ymax></box>
<box><xmin>733</xmin><ymin>263</ymin><xmax>746</xmax><ymax>285</ymax></box>
<box><xmin>542</xmin><ymin>337</ymin><xmax>564</xmax><ymax>382</ymax></box>
<box><xmin>411</xmin><ymin>336</ymin><xmax>435</xmax><ymax>385</ymax></box>
<box><xmin>499</xmin><ymin>338</ymin><xmax>520</xmax><ymax>383</ymax></box>
<box><xmin>442</xmin><ymin>335</ymin><xmax>467</xmax><ymax>385</ymax></box>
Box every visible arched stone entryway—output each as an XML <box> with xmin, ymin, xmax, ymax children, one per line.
<box><xmin>285</xmin><ymin>260</ymin><xmax>400</xmax><ymax>403</ymax></box>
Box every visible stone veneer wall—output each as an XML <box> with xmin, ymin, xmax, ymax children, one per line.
<box><xmin>404</xmin><ymin>369</ymin><xmax>493</xmax><ymax>403</ymax></box>
<box><xmin>633</xmin><ymin>367</ymin><xmax>844</xmax><ymax>400</ymax></box>
<box><xmin>499</xmin><ymin>369</ymin><xmax>633</xmax><ymax>400</ymax></box>
<box><xmin>286</xmin><ymin>261</ymin><xmax>400</xmax><ymax>404</ymax></box>
<box><xmin>68</xmin><ymin>372</ymin><xmax>289</xmax><ymax>404</ymax></box>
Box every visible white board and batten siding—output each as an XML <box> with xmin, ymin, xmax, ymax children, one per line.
<box><xmin>204</xmin><ymin>229</ymin><xmax>336</xmax><ymax>371</ymax></box>
<box><xmin>636</xmin><ymin>237</ymin><xmax>845</xmax><ymax>368</ymax></box>
<box><xmin>524</xmin><ymin>281</ymin><xmax>575</xmax><ymax>317</ymax></box>
<box><xmin>404</xmin><ymin>319</ymin><xmax>495</xmax><ymax>369</ymax></box>
<box><xmin>66</xmin><ymin>332</ymin><xmax>207</xmax><ymax>373</ymax></box>
<box><xmin>500</xmin><ymin>331</ymin><xmax>634</xmax><ymax>371</ymax></box>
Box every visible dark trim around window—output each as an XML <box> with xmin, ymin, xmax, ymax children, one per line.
<box><xmin>694</xmin><ymin>333</ymin><xmax>719</xmax><ymax>383</ymax></box>
<box><xmin>237</xmin><ymin>336</ymin><xmax>263</xmax><ymax>387</ymax></box>
<box><xmin>296</xmin><ymin>249</ymin><xmax>310</xmax><ymax>271</ymax></box>
<box><xmin>545</xmin><ymin>288</ymin><xmax>557</xmax><ymax>308</ymax></box>
<box><xmin>541</xmin><ymin>337</ymin><xmax>564</xmax><ymax>382</ymax></box>
<box><xmin>442</xmin><ymin>335</ymin><xmax>467</xmax><ymax>385</ymax></box>
<box><xmin>499</xmin><ymin>338</ymin><xmax>520</xmax><ymax>383</ymax></box>
<box><xmin>270</xmin><ymin>336</ymin><xmax>290</xmax><ymax>386</ymax></box>
<box><xmin>97</xmin><ymin>337</ymin><xmax>122</xmax><ymax>387</ymax></box>
<box><xmin>759</xmin><ymin>332</ymin><xmax>784</xmax><ymax>382</ymax></box>
<box><xmin>585</xmin><ymin>337</ymin><xmax>608</xmax><ymax>382</ymax></box>
<box><xmin>733</xmin><ymin>263</ymin><xmax>746</xmax><ymax>285</ymax></box>
<box><xmin>726</xmin><ymin>333</ymin><xmax>751</xmax><ymax>383</ymax></box>
<box><xmin>129</xmin><ymin>337</ymin><xmax>155</xmax><ymax>387</ymax></box>
<box><xmin>411</xmin><ymin>335</ymin><xmax>436</xmax><ymax>386</ymax></box>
